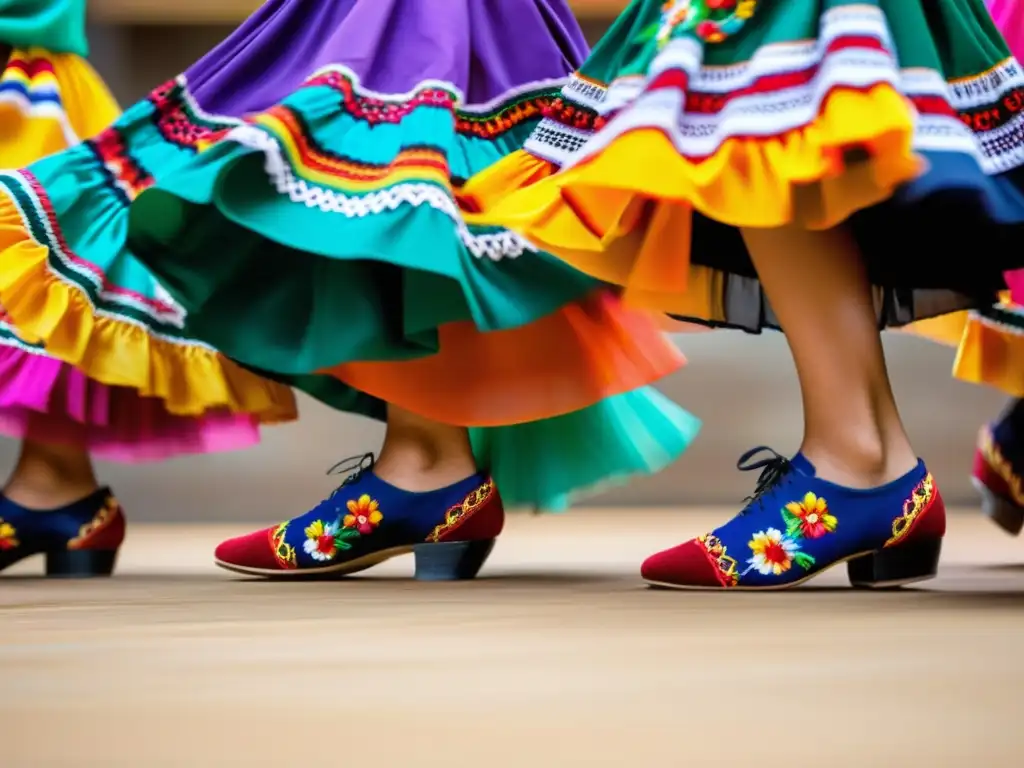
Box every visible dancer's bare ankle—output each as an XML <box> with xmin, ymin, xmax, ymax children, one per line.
<box><xmin>376</xmin><ymin>407</ymin><xmax>477</xmax><ymax>491</ymax></box>
<box><xmin>373</xmin><ymin>443</ymin><xmax>477</xmax><ymax>492</ymax></box>
<box><xmin>5</xmin><ymin>441</ymin><xmax>99</xmax><ymax>509</ymax></box>
<box><xmin>800</xmin><ymin>434</ymin><xmax>918</xmax><ymax>489</ymax></box>
<box><xmin>4</xmin><ymin>475</ymin><xmax>100</xmax><ymax>510</ymax></box>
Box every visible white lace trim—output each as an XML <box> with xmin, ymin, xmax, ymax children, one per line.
<box><xmin>225</xmin><ymin>124</ymin><xmax>536</xmax><ymax>262</ymax></box>
<box><xmin>174</xmin><ymin>73</ymin><xmax>243</xmax><ymax>126</ymax></box>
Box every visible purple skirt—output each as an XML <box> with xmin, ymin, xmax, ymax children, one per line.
<box><xmin>185</xmin><ymin>0</ymin><xmax>588</xmax><ymax>115</ymax></box>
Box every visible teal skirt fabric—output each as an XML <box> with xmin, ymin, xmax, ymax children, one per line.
<box><xmin>0</xmin><ymin>0</ymin><xmax>88</xmax><ymax>56</ymax></box>
<box><xmin>0</xmin><ymin>14</ymin><xmax>703</xmax><ymax>511</ymax></box>
<box><xmin>125</xmin><ymin>72</ymin><xmax>599</xmax><ymax>377</ymax></box>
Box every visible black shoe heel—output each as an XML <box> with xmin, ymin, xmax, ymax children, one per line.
<box><xmin>847</xmin><ymin>538</ymin><xmax>942</xmax><ymax>589</ymax></box>
<box><xmin>413</xmin><ymin>539</ymin><xmax>495</xmax><ymax>581</ymax></box>
<box><xmin>972</xmin><ymin>477</ymin><xmax>1024</xmax><ymax>536</ymax></box>
<box><xmin>45</xmin><ymin>549</ymin><xmax>119</xmax><ymax>578</ymax></box>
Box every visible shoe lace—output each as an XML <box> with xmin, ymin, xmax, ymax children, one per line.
<box><xmin>736</xmin><ymin>446</ymin><xmax>792</xmax><ymax>513</ymax></box>
<box><xmin>325</xmin><ymin>452</ymin><xmax>376</xmax><ymax>497</ymax></box>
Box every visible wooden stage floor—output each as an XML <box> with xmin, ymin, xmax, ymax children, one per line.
<box><xmin>3</xmin><ymin>509</ymin><xmax>1023</xmax><ymax>767</ymax></box>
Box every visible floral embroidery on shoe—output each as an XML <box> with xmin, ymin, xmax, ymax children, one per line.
<box><xmin>745</xmin><ymin>528</ymin><xmax>814</xmax><ymax>576</ymax></box>
<box><xmin>782</xmin><ymin>492</ymin><xmax>838</xmax><ymax>540</ymax></box>
<box><xmin>343</xmin><ymin>494</ymin><xmax>383</xmax><ymax>534</ymax></box>
<box><xmin>288</xmin><ymin>495</ymin><xmax>386</xmax><ymax>566</ymax></box>
<box><xmin>0</xmin><ymin>519</ymin><xmax>18</xmax><ymax>550</ymax></box>
<box><xmin>303</xmin><ymin>520</ymin><xmax>341</xmax><ymax>562</ymax></box>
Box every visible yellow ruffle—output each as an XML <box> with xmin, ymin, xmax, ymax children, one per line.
<box><xmin>0</xmin><ymin>50</ymin><xmax>120</xmax><ymax>167</ymax></box>
<box><xmin>901</xmin><ymin>312</ymin><xmax>969</xmax><ymax>348</ymax></box>
<box><xmin>947</xmin><ymin>312</ymin><xmax>1024</xmax><ymax>398</ymax></box>
<box><xmin>902</xmin><ymin>291</ymin><xmax>1021</xmax><ymax>396</ymax></box>
<box><xmin>471</xmin><ymin>84</ymin><xmax>922</xmax><ymax>315</ymax></box>
<box><xmin>0</xmin><ymin>197</ymin><xmax>297</xmax><ymax>421</ymax></box>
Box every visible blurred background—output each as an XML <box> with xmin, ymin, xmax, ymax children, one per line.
<box><xmin>7</xmin><ymin>0</ymin><xmax>1003</xmax><ymax>522</ymax></box>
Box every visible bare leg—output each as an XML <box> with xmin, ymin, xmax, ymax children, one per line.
<box><xmin>740</xmin><ymin>224</ymin><xmax>917</xmax><ymax>488</ymax></box>
<box><xmin>5</xmin><ymin>440</ymin><xmax>100</xmax><ymax>508</ymax></box>
<box><xmin>373</xmin><ymin>405</ymin><xmax>478</xmax><ymax>491</ymax></box>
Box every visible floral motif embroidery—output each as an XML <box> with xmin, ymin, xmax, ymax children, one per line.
<box><xmin>343</xmin><ymin>495</ymin><xmax>383</xmax><ymax>535</ymax></box>
<box><xmin>648</xmin><ymin>0</ymin><xmax>759</xmax><ymax>47</ymax></box>
<box><xmin>745</xmin><ymin>528</ymin><xmax>815</xmax><ymax>576</ymax></box>
<box><xmin>782</xmin><ymin>492</ymin><xmax>838</xmax><ymax>540</ymax></box>
<box><xmin>270</xmin><ymin>522</ymin><xmax>297</xmax><ymax>570</ymax></box>
<box><xmin>303</xmin><ymin>520</ymin><xmax>341</xmax><ymax>562</ymax></box>
<box><xmin>292</xmin><ymin>494</ymin><xmax>385</xmax><ymax>564</ymax></box>
<box><xmin>886</xmin><ymin>473</ymin><xmax>936</xmax><ymax>547</ymax></box>
<box><xmin>698</xmin><ymin>533</ymin><xmax>739</xmax><ymax>587</ymax></box>
<box><xmin>0</xmin><ymin>518</ymin><xmax>18</xmax><ymax>550</ymax></box>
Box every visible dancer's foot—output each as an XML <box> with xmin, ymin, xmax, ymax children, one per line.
<box><xmin>973</xmin><ymin>413</ymin><xmax>1024</xmax><ymax>535</ymax></box>
<box><xmin>641</xmin><ymin>447</ymin><xmax>945</xmax><ymax>590</ymax></box>
<box><xmin>214</xmin><ymin>454</ymin><xmax>503</xmax><ymax>580</ymax></box>
<box><xmin>0</xmin><ymin>488</ymin><xmax>125</xmax><ymax>577</ymax></box>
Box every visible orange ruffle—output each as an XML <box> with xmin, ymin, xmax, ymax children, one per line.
<box><xmin>902</xmin><ymin>311</ymin><xmax>971</xmax><ymax>348</ymax></box>
<box><xmin>323</xmin><ymin>291</ymin><xmax>685</xmax><ymax>427</ymax></box>
<box><xmin>469</xmin><ymin>84</ymin><xmax>922</xmax><ymax>316</ymax></box>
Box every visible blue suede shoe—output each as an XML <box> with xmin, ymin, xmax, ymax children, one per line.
<box><xmin>214</xmin><ymin>454</ymin><xmax>504</xmax><ymax>580</ymax></box>
<box><xmin>0</xmin><ymin>488</ymin><xmax>125</xmax><ymax>577</ymax></box>
<box><xmin>642</xmin><ymin>448</ymin><xmax>946</xmax><ymax>590</ymax></box>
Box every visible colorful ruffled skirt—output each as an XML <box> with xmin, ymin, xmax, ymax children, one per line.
<box><xmin>0</xmin><ymin>49</ymin><xmax>291</xmax><ymax>461</ymax></box>
<box><xmin>906</xmin><ymin>0</ymin><xmax>1024</xmax><ymax>396</ymax></box>
<box><xmin>0</xmin><ymin>0</ymin><xmax>700</xmax><ymax>508</ymax></box>
<box><xmin>469</xmin><ymin>0</ymin><xmax>1024</xmax><ymax>333</ymax></box>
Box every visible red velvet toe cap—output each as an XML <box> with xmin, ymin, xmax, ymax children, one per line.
<box><xmin>641</xmin><ymin>539</ymin><xmax>730</xmax><ymax>588</ymax></box>
<box><xmin>214</xmin><ymin>527</ymin><xmax>283</xmax><ymax>571</ymax></box>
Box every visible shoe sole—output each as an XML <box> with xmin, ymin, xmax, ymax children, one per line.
<box><xmin>971</xmin><ymin>476</ymin><xmax>1024</xmax><ymax>536</ymax></box>
<box><xmin>644</xmin><ymin>549</ymin><xmax>937</xmax><ymax>591</ymax></box>
<box><xmin>216</xmin><ymin>545</ymin><xmax>413</xmax><ymax>579</ymax></box>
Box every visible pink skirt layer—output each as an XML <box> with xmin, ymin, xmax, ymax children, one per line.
<box><xmin>0</xmin><ymin>341</ymin><xmax>260</xmax><ymax>462</ymax></box>
<box><xmin>989</xmin><ymin>0</ymin><xmax>1024</xmax><ymax>59</ymax></box>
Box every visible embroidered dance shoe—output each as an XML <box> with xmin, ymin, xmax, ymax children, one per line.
<box><xmin>0</xmin><ymin>488</ymin><xmax>126</xmax><ymax>577</ymax></box>
<box><xmin>972</xmin><ymin>419</ymin><xmax>1024</xmax><ymax>536</ymax></box>
<box><xmin>214</xmin><ymin>454</ymin><xmax>504</xmax><ymax>580</ymax></box>
<box><xmin>642</xmin><ymin>448</ymin><xmax>946</xmax><ymax>590</ymax></box>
